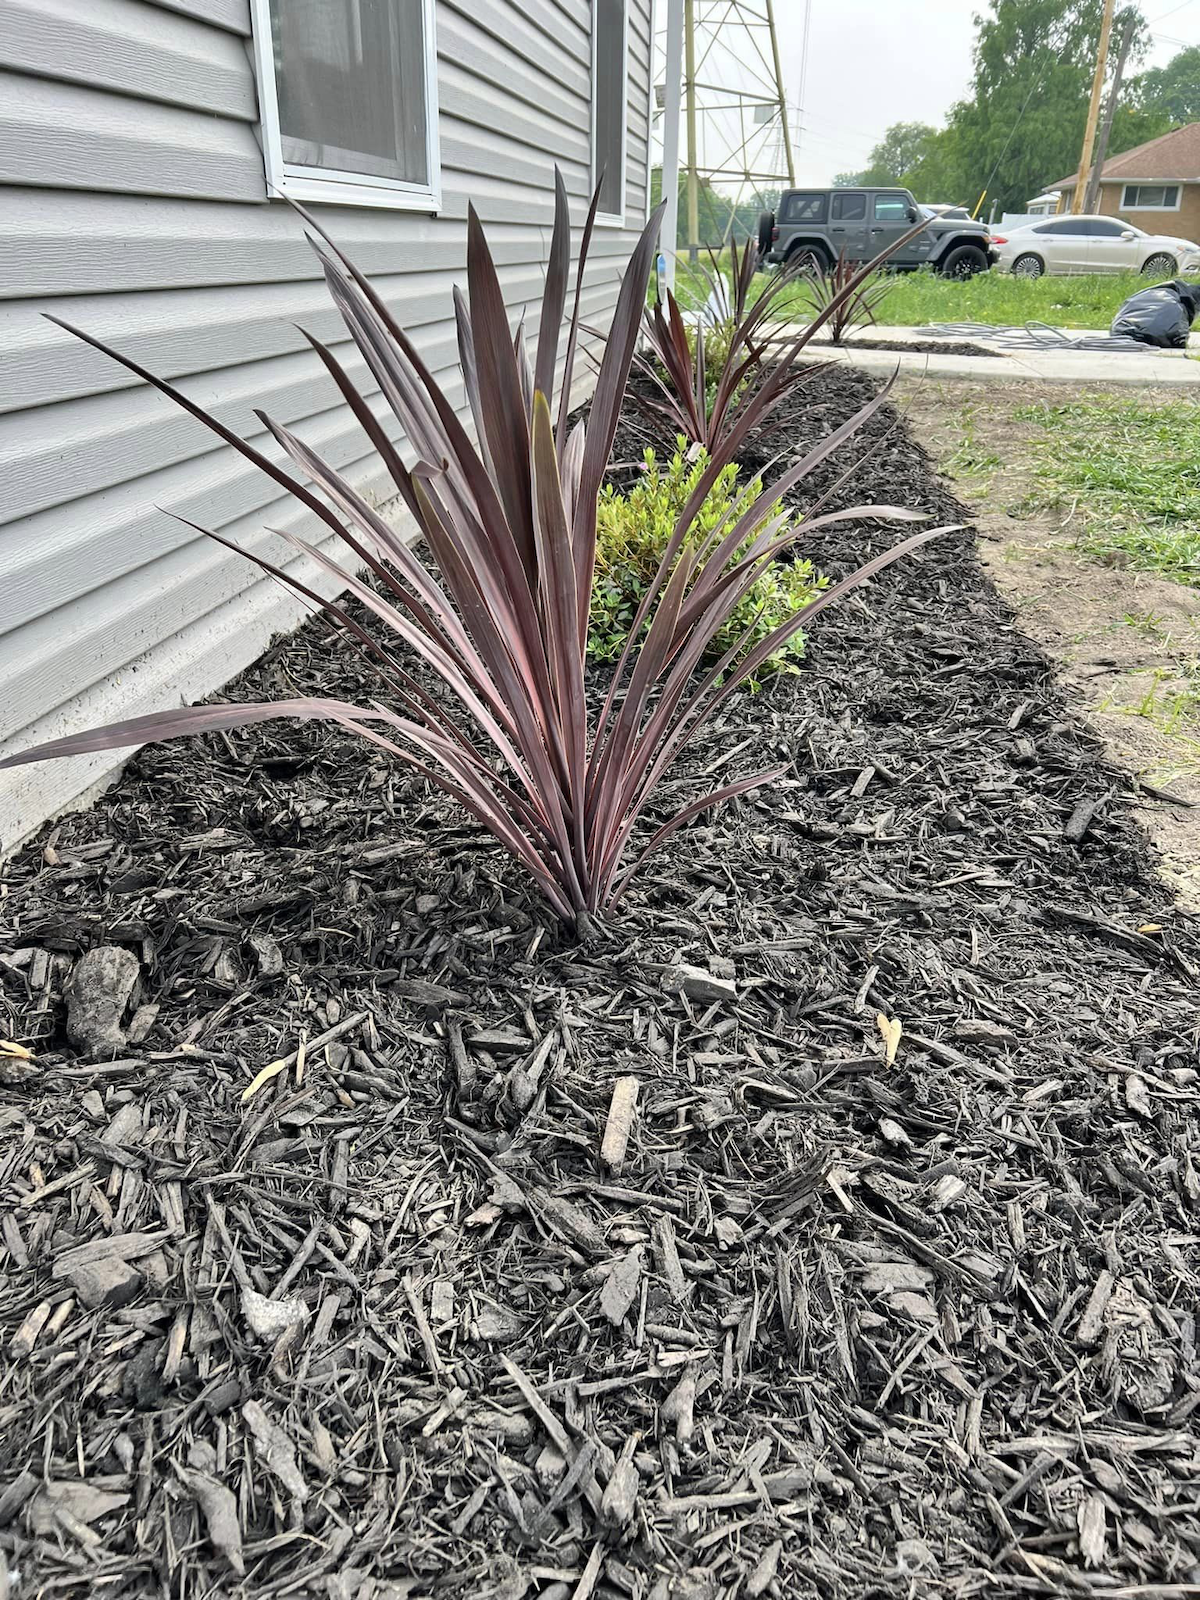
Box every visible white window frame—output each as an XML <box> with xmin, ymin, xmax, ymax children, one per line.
<box><xmin>644</xmin><ymin>0</ymin><xmax>656</xmax><ymax>223</ymax></box>
<box><xmin>591</xmin><ymin>0</ymin><xmax>629</xmax><ymax>227</ymax></box>
<box><xmin>1119</xmin><ymin>183</ymin><xmax>1182</xmax><ymax>212</ymax></box>
<box><xmin>249</xmin><ymin>0</ymin><xmax>441</xmax><ymax>212</ymax></box>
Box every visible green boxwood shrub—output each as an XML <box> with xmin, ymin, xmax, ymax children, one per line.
<box><xmin>592</xmin><ymin>442</ymin><xmax>827</xmax><ymax>686</ymax></box>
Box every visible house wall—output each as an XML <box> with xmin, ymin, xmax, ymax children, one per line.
<box><xmin>0</xmin><ymin>0</ymin><xmax>655</xmax><ymax>847</ymax></box>
<box><xmin>1093</xmin><ymin>181</ymin><xmax>1200</xmax><ymax>248</ymax></box>
<box><xmin>1057</xmin><ymin>180</ymin><xmax>1200</xmax><ymax>246</ymax></box>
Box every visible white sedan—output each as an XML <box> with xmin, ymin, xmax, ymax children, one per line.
<box><xmin>989</xmin><ymin>215</ymin><xmax>1200</xmax><ymax>277</ymax></box>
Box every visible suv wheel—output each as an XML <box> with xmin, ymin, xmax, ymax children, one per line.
<box><xmin>788</xmin><ymin>243</ymin><xmax>830</xmax><ymax>276</ymax></box>
<box><xmin>756</xmin><ymin>210</ymin><xmax>775</xmax><ymax>257</ymax></box>
<box><xmin>1142</xmin><ymin>251</ymin><xmax>1177</xmax><ymax>276</ymax></box>
<box><xmin>1012</xmin><ymin>252</ymin><xmax>1045</xmax><ymax>279</ymax></box>
<box><xmin>939</xmin><ymin>244</ymin><xmax>989</xmax><ymax>279</ymax></box>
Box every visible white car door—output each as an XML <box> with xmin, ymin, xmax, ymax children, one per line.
<box><xmin>1087</xmin><ymin>218</ymin><xmax>1140</xmax><ymax>272</ymax></box>
<box><xmin>1046</xmin><ymin>218</ymin><xmax>1093</xmax><ymax>273</ymax></box>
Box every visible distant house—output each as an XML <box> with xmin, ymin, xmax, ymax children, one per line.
<box><xmin>0</xmin><ymin>0</ymin><xmax>654</xmax><ymax>846</ymax></box>
<box><xmin>1050</xmin><ymin>121</ymin><xmax>1200</xmax><ymax>236</ymax></box>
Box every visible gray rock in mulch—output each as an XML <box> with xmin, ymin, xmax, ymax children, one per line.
<box><xmin>64</xmin><ymin>945</ymin><xmax>140</xmax><ymax>1056</ymax></box>
<box><xmin>62</xmin><ymin>1255</ymin><xmax>142</xmax><ymax>1311</ymax></box>
<box><xmin>662</xmin><ymin>963</ymin><xmax>738</xmax><ymax>1005</ymax></box>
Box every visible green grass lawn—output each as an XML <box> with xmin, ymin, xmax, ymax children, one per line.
<box><xmin>833</xmin><ymin>268</ymin><xmax>1152</xmax><ymax>330</ymax></box>
<box><xmin>666</xmin><ymin>259</ymin><xmax>1154</xmax><ymax>331</ymax></box>
<box><xmin>1014</xmin><ymin>396</ymin><xmax>1200</xmax><ymax>585</ymax></box>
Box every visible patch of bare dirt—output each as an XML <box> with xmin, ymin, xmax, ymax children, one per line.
<box><xmin>898</xmin><ymin>375</ymin><xmax>1200</xmax><ymax>909</ymax></box>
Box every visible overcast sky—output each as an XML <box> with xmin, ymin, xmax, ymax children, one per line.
<box><xmin>777</xmin><ymin>0</ymin><xmax>975</xmax><ymax>185</ymax></box>
<box><xmin>690</xmin><ymin>1</ymin><xmax>1199</xmax><ymax>189</ymax></box>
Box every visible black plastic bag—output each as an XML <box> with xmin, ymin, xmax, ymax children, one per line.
<box><xmin>1110</xmin><ymin>279</ymin><xmax>1200</xmax><ymax>348</ymax></box>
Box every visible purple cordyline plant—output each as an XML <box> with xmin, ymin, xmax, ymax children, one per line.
<box><xmin>633</xmin><ymin>217</ymin><xmax>925</xmax><ymax>451</ymax></box>
<box><xmin>1</xmin><ymin>175</ymin><xmax>952</xmax><ymax>925</ymax></box>
<box><xmin>801</xmin><ymin>248</ymin><xmax>894</xmax><ymax>345</ymax></box>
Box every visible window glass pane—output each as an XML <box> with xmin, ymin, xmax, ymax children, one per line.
<box><xmin>873</xmin><ymin>195</ymin><xmax>909</xmax><ymax>221</ymax></box>
<box><xmin>271</xmin><ymin>0</ymin><xmax>428</xmax><ymax>186</ymax></box>
<box><xmin>594</xmin><ymin>0</ymin><xmax>625</xmax><ymax>216</ymax></box>
<box><xmin>1124</xmin><ymin>184</ymin><xmax>1177</xmax><ymax>207</ymax></box>
<box><xmin>784</xmin><ymin>193</ymin><xmax>826</xmax><ymax>222</ymax></box>
<box><xmin>1087</xmin><ymin>220</ymin><xmax>1122</xmax><ymax>236</ymax></box>
<box><xmin>833</xmin><ymin>192</ymin><xmax>866</xmax><ymax>220</ymax></box>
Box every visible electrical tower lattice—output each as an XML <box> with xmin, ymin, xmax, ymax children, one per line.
<box><xmin>655</xmin><ymin>0</ymin><xmax>805</xmax><ymax>257</ymax></box>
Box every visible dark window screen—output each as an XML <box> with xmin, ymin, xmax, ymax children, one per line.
<box><xmin>1123</xmin><ymin>184</ymin><xmax>1179</xmax><ymax>208</ymax></box>
<box><xmin>833</xmin><ymin>192</ymin><xmax>866</xmax><ymax>220</ymax></box>
<box><xmin>594</xmin><ymin>0</ymin><xmax>625</xmax><ymax>217</ymax></box>
<box><xmin>874</xmin><ymin>194</ymin><xmax>909</xmax><ymax>221</ymax></box>
<box><xmin>270</xmin><ymin>0</ymin><xmax>429</xmax><ymax>185</ymax></box>
<box><xmin>784</xmin><ymin>192</ymin><xmax>827</xmax><ymax>222</ymax></box>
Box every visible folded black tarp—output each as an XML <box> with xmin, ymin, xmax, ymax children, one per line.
<box><xmin>1110</xmin><ymin>279</ymin><xmax>1200</xmax><ymax>348</ymax></box>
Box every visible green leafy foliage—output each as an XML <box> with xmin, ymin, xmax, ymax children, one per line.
<box><xmin>836</xmin><ymin>5</ymin><xmax>1171</xmax><ymax>216</ymax></box>
<box><xmin>1130</xmin><ymin>44</ymin><xmax>1200</xmax><ymax>126</ymax></box>
<box><xmin>592</xmin><ymin>445</ymin><xmax>827</xmax><ymax>685</ymax></box>
<box><xmin>833</xmin><ymin>122</ymin><xmax>943</xmax><ymax>190</ymax></box>
<box><xmin>649</xmin><ymin>166</ymin><xmax>779</xmax><ymax>249</ymax></box>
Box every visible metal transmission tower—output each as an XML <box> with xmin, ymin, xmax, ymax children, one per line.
<box><xmin>662</xmin><ymin>0</ymin><xmax>798</xmax><ymax>261</ymax></box>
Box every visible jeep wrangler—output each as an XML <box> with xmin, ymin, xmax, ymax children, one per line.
<box><xmin>759</xmin><ymin>188</ymin><xmax>997</xmax><ymax>277</ymax></box>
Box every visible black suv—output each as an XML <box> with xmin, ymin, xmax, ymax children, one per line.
<box><xmin>759</xmin><ymin>187</ymin><xmax>997</xmax><ymax>277</ymax></box>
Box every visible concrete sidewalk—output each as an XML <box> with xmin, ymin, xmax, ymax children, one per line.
<box><xmin>816</xmin><ymin>324</ymin><xmax>1200</xmax><ymax>386</ymax></box>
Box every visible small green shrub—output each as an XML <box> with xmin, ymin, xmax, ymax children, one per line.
<box><xmin>593</xmin><ymin>443</ymin><xmax>828</xmax><ymax>685</ymax></box>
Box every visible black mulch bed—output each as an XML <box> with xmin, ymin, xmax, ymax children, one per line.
<box><xmin>816</xmin><ymin>338</ymin><xmax>1003</xmax><ymax>358</ymax></box>
<box><xmin>3</xmin><ymin>365</ymin><xmax>1199</xmax><ymax>1600</ymax></box>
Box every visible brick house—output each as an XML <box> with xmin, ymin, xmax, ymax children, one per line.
<box><xmin>1051</xmin><ymin>121</ymin><xmax>1200</xmax><ymax>240</ymax></box>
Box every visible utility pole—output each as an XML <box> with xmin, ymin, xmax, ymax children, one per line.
<box><xmin>684</xmin><ymin>0</ymin><xmax>700</xmax><ymax>262</ymax></box>
<box><xmin>1084</xmin><ymin>11</ymin><xmax>1135</xmax><ymax>214</ymax></box>
<box><xmin>661</xmin><ymin>0</ymin><xmax>684</xmax><ymax>290</ymax></box>
<box><xmin>764</xmin><ymin>0</ymin><xmax>795</xmax><ymax>184</ymax></box>
<box><xmin>1071</xmin><ymin>0</ymin><xmax>1116</xmax><ymax>213</ymax></box>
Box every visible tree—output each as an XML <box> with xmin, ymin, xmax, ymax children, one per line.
<box><xmin>834</xmin><ymin>122</ymin><xmax>940</xmax><ymax>188</ymax></box>
<box><xmin>1130</xmin><ymin>45</ymin><xmax>1200</xmax><ymax>125</ymax></box>
<box><xmin>935</xmin><ymin>0</ymin><xmax>1169</xmax><ymax>216</ymax></box>
<box><xmin>650</xmin><ymin>166</ymin><xmax>730</xmax><ymax>248</ymax></box>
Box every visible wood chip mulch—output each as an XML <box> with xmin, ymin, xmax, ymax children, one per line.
<box><xmin>2</xmin><ymin>365</ymin><xmax>1198</xmax><ymax>1600</ymax></box>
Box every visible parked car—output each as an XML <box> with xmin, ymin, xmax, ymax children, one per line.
<box><xmin>759</xmin><ymin>187</ymin><xmax>997</xmax><ymax>277</ymax></box>
<box><xmin>990</xmin><ymin>214</ymin><xmax>1200</xmax><ymax>277</ymax></box>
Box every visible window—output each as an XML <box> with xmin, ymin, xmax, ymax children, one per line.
<box><xmin>783</xmin><ymin>192</ymin><xmax>828</xmax><ymax>223</ymax></box>
<box><xmin>1086</xmin><ymin>219</ymin><xmax>1126</xmax><ymax>237</ymax></box>
<box><xmin>250</xmin><ymin>0</ymin><xmax>440</xmax><ymax>211</ymax></box>
<box><xmin>1034</xmin><ymin>219</ymin><xmax>1089</xmax><ymax>235</ymax></box>
<box><xmin>1121</xmin><ymin>183</ymin><xmax>1181</xmax><ymax>210</ymax></box>
<box><xmin>592</xmin><ymin>0</ymin><xmax>627</xmax><ymax>224</ymax></box>
<box><xmin>873</xmin><ymin>194</ymin><xmax>910</xmax><ymax>221</ymax></box>
<box><xmin>832</xmin><ymin>191</ymin><xmax>866</xmax><ymax>221</ymax></box>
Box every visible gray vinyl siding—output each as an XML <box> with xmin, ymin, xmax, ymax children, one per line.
<box><xmin>0</xmin><ymin>0</ymin><xmax>655</xmax><ymax>846</ymax></box>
